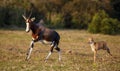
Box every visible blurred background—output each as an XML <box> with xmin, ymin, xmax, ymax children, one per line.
<box><xmin>0</xmin><ymin>0</ymin><xmax>120</xmax><ymax>35</ymax></box>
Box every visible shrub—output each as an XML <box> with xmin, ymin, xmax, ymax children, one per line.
<box><xmin>101</xmin><ymin>18</ymin><xmax>120</xmax><ymax>35</ymax></box>
<box><xmin>101</xmin><ymin>18</ymin><xmax>114</xmax><ymax>34</ymax></box>
<box><xmin>88</xmin><ymin>10</ymin><xmax>109</xmax><ymax>33</ymax></box>
<box><xmin>88</xmin><ymin>10</ymin><xmax>120</xmax><ymax>35</ymax></box>
<box><xmin>88</xmin><ymin>13</ymin><xmax>101</xmax><ymax>33</ymax></box>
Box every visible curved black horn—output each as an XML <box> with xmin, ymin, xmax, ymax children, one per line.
<box><xmin>28</xmin><ymin>9</ymin><xmax>33</xmax><ymax>19</ymax></box>
<box><xmin>22</xmin><ymin>15</ymin><xmax>27</xmax><ymax>20</ymax></box>
<box><xmin>22</xmin><ymin>10</ymin><xmax>27</xmax><ymax>20</ymax></box>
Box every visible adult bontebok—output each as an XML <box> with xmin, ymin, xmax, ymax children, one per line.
<box><xmin>22</xmin><ymin>13</ymin><xmax>61</xmax><ymax>62</ymax></box>
<box><xmin>88</xmin><ymin>38</ymin><xmax>112</xmax><ymax>62</ymax></box>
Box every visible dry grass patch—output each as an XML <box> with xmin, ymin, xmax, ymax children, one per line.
<box><xmin>0</xmin><ymin>29</ymin><xmax>120</xmax><ymax>71</ymax></box>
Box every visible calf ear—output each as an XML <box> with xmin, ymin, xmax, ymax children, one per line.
<box><xmin>31</xmin><ymin>17</ymin><xmax>35</xmax><ymax>21</ymax></box>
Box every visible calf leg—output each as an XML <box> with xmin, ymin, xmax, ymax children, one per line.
<box><xmin>94</xmin><ymin>51</ymin><xmax>97</xmax><ymax>63</ymax></box>
<box><xmin>45</xmin><ymin>41</ymin><xmax>61</xmax><ymax>62</ymax></box>
<box><xmin>26</xmin><ymin>40</ymin><xmax>34</xmax><ymax>60</ymax></box>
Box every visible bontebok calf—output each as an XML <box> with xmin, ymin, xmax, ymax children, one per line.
<box><xmin>22</xmin><ymin>12</ymin><xmax>61</xmax><ymax>62</ymax></box>
<box><xmin>88</xmin><ymin>38</ymin><xmax>112</xmax><ymax>62</ymax></box>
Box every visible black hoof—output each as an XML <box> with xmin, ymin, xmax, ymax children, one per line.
<box><xmin>25</xmin><ymin>57</ymin><xmax>29</xmax><ymax>61</ymax></box>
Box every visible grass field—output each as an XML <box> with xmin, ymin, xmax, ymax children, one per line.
<box><xmin>0</xmin><ymin>29</ymin><xmax>120</xmax><ymax>71</ymax></box>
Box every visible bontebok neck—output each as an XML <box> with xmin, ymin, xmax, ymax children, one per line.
<box><xmin>30</xmin><ymin>23</ymin><xmax>39</xmax><ymax>34</ymax></box>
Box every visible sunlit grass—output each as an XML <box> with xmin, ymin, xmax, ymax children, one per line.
<box><xmin>0</xmin><ymin>29</ymin><xmax>120</xmax><ymax>71</ymax></box>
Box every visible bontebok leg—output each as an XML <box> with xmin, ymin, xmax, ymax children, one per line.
<box><xmin>55</xmin><ymin>46</ymin><xmax>61</xmax><ymax>61</ymax></box>
<box><xmin>45</xmin><ymin>46</ymin><xmax>54</xmax><ymax>62</ymax></box>
<box><xmin>58</xmin><ymin>51</ymin><xmax>61</xmax><ymax>61</ymax></box>
<box><xmin>26</xmin><ymin>41</ymin><xmax>34</xmax><ymax>60</ymax></box>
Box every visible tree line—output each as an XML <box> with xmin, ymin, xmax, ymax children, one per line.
<box><xmin>0</xmin><ymin>0</ymin><xmax>120</xmax><ymax>34</ymax></box>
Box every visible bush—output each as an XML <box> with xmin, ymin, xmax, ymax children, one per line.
<box><xmin>88</xmin><ymin>10</ymin><xmax>109</xmax><ymax>33</ymax></box>
<box><xmin>88</xmin><ymin>10</ymin><xmax>120</xmax><ymax>35</ymax></box>
<box><xmin>101</xmin><ymin>18</ymin><xmax>114</xmax><ymax>34</ymax></box>
<box><xmin>88</xmin><ymin>13</ymin><xmax>101</xmax><ymax>33</ymax></box>
<box><xmin>101</xmin><ymin>18</ymin><xmax>120</xmax><ymax>35</ymax></box>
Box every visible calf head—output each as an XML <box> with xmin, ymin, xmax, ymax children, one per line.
<box><xmin>88</xmin><ymin>37</ymin><xmax>94</xmax><ymax>44</ymax></box>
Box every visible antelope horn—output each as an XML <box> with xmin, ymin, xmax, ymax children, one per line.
<box><xmin>28</xmin><ymin>9</ymin><xmax>32</xmax><ymax>19</ymax></box>
<box><xmin>22</xmin><ymin>10</ymin><xmax>27</xmax><ymax>20</ymax></box>
<box><xmin>22</xmin><ymin>15</ymin><xmax>27</xmax><ymax>20</ymax></box>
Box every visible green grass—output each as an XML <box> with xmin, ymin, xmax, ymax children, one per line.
<box><xmin>0</xmin><ymin>29</ymin><xmax>120</xmax><ymax>71</ymax></box>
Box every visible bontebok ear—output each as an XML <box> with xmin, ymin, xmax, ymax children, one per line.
<box><xmin>22</xmin><ymin>15</ymin><xmax>27</xmax><ymax>20</ymax></box>
<box><xmin>31</xmin><ymin>17</ymin><xmax>35</xmax><ymax>21</ymax></box>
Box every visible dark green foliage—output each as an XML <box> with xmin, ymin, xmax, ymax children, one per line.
<box><xmin>0</xmin><ymin>7</ymin><xmax>6</xmax><ymax>27</ymax></box>
<box><xmin>63</xmin><ymin>13</ymin><xmax>73</xmax><ymax>28</ymax></box>
<box><xmin>0</xmin><ymin>0</ymin><xmax>120</xmax><ymax>35</ymax></box>
<box><xmin>101</xmin><ymin>18</ymin><xmax>120</xmax><ymax>34</ymax></box>
<box><xmin>88</xmin><ymin>10</ymin><xmax>109</xmax><ymax>33</ymax></box>
<box><xmin>62</xmin><ymin>0</ymin><xmax>99</xmax><ymax>29</ymax></box>
<box><xmin>101</xmin><ymin>18</ymin><xmax>113</xmax><ymax>34</ymax></box>
<box><xmin>0</xmin><ymin>6</ymin><xmax>25</xmax><ymax>27</ymax></box>
<box><xmin>88</xmin><ymin>10</ymin><xmax>120</xmax><ymax>35</ymax></box>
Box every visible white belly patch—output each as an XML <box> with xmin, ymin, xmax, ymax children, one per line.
<box><xmin>40</xmin><ymin>40</ymin><xmax>52</xmax><ymax>45</ymax></box>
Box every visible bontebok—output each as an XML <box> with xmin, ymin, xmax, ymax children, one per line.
<box><xmin>22</xmin><ymin>12</ymin><xmax>61</xmax><ymax>62</ymax></box>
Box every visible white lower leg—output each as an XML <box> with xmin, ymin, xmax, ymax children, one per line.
<box><xmin>26</xmin><ymin>47</ymin><xmax>33</xmax><ymax>60</ymax></box>
<box><xmin>45</xmin><ymin>51</ymin><xmax>52</xmax><ymax>61</ymax></box>
<box><xmin>58</xmin><ymin>51</ymin><xmax>61</xmax><ymax>61</ymax></box>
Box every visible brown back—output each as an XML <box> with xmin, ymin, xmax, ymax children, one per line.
<box><xmin>95</xmin><ymin>41</ymin><xmax>107</xmax><ymax>50</ymax></box>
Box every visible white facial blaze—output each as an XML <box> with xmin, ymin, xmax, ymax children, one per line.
<box><xmin>26</xmin><ymin>22</ymin><xmax>30</xmax><ymax>32</ymax></box>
